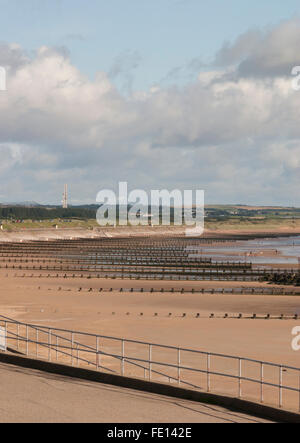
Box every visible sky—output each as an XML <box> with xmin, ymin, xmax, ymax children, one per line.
<box><xmin>0</xmin><ymin>0</ymin><xmax>300</xmax><ymax>205</ymax></box>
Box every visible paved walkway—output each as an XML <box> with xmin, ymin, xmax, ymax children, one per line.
<box><xmin>0</xmin><ymin>362</ymin><xmax>272</xmax><ymax>423</ymax></box>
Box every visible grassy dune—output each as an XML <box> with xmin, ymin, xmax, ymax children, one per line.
<box><xmin>205</xmin><ymin>217</ymin><xmax>300</xmax><ymax>232</ymax></box>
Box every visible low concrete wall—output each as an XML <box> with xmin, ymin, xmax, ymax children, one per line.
<box><xmin>0</xmin><ymin>351</ymin><xmax>299</xmax><ymax>423</ymax></box>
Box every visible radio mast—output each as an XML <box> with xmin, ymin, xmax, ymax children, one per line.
<box><xmin>62</xmin><ymin>184</ymin><xmax>68</xmax><ymax>209</ymax></box>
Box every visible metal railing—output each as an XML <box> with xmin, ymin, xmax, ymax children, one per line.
<box><xmin>0</xmin><ymin>314</ymin><xmax>299</xmax><ymax>413</ymax></box>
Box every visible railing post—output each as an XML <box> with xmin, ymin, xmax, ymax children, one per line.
<box><xmin>238</xmin><ymin>358</ymin><xmax>242</xmax><ymax>398</ymax></box>
<box><xmin>178</xmin><ymin>348</ymin><xmax>181</xmax><ymax>385</ymax></box>
<box><xmin>279</xmin><ymin>366</ymin><xmax>283</xmax><ymax>408</ymax></box>
<box><xmin>48</xmin><ymin>329</ymin><xmax>52</xmax><ymax>362</ymax></box>
<box><xmin>96</xmin><ymin>336</ymin><xmax>100</xmax><ymax>370</ymax></box>
<box><xmin>261</xmin><ymin>363</ymin><xmax>264</xmax><ymax>403</ymax></box>
<box><xmin>207</xmin><ymin>353</ymin><xmax>210</xmax><ymax>392</ymax></box>
<box><xmin>36</xmin><ymin>329</ymin><xmax>38</xmax><ymax>358</ymax></box>
<box><xmin>4</xmin><ymin>321</ymin><xmax>7</xmax><ymax>351</ymax></box>
<box><xmin>121</xmin><ymin>340</ymin><xmax>125</xmax><ymax>376</ymax></box>
<box><xmin>149</xmin><ymin>344</ymin><xmax>152</xmax><ymax>381</ymax></box>
<box><xmin>26</xmin><ymin>325</ymin><xmax>29</xmax><ymax>356</ymax></box>
<box><xmin>71</xmin><ymin>333</ymin><xmax>74</xmax><ymax>366</ymax></box>
<box><xmin>17</xmin><ymin>323</ymin><xmax>19</xmax><ymax>351</ymax></box>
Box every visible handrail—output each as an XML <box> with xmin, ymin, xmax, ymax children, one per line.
<box><xmin>4</xmin><ymin>328</ymin><xmax>198</xmax><ymax>389</ymax></box>
<box><xmin>1</xmin><ymin>314</ymin><xmax>300</xmax><ymax>413</ymax></box>
<box><xmin>0</xmin><ymin>314</ymin><xmax>299</xmax><ymax>373</ymax></box>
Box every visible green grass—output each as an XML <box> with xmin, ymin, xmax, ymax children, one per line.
<box><xmin>1</xmin><ymin>213</ymin><xmax>300</xmax><ymax>232</ymax></box>
<box><xmin>0</xmin><ymin>219</ymin><xmax>99</xmax><ymax>231</ymax></box>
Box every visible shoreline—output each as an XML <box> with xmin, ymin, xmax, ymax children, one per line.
<box><xmin>0</xmin><ymin>225</ymin><xmax>299</xmax><ymax>242</ymax></box>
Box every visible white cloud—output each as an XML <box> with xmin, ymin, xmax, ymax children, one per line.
<box><xmin>0</xmin><ymin>19</ymin><xmax>299</xmax><ymax>204</ymax></box>
<box><xmin>214</xmin><ymin>18</ymin><xmax>300</xmax><ymax>78</ymax></box>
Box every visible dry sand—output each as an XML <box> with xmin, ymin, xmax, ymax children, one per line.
<box><xmin>0</xmin><ymin>271</ymin><xmax>299</xmax><ymax>367</ymax></box>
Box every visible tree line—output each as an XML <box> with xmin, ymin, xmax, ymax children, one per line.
<box><xmin>0</xmin><ymin>206</ymin><xmax>97</xmax><ymax>220</ymax></box>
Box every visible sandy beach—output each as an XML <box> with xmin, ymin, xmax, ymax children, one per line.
<box><xmin>0</xmin><ymin>270</ymin><xmax>298</xmax><ymax>361</ymax></box>
<box><xmin>0</xmin><ymin>232</ymin><xmax>300</xmax><ymax>420</ymax></box>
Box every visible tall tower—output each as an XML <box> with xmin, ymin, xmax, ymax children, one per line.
<box><xmin>62</xmin><ymin>184</ymin><xmax>68</xmax><ymax>209</ymax></box>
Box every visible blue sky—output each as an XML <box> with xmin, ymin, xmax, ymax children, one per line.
<box><xmin>1</xmin><ymin>0</ymin><xmax>300</xmax><ymax>90</ymax></box>
<box><xmin>0</xmin><ymin>1</ymin><xmax>300</xmax><ymax>205</ymax></box>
